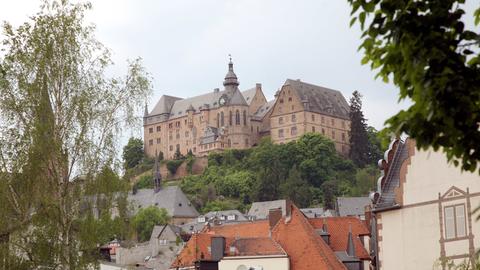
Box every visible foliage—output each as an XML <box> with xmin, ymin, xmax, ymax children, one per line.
<box><xmin>173</xmin><ymin>147</ymin><xmax>184</xmax><ymax>160</ymax></box>
<box><xmin>134</xmin><ymin>174</ymin><xmax>154</xmax><ymax>190</ymax></box>
<box><xmin>0</xmin><ymin>1</ymin><xmax>151</xmax><ymax>269</ymax></box>
<box><xmin>349</xmin><ymin>91</ymin><xmax>370</xmax><ymax>167</ymax></box>
<box><xmin>180</xmin><ymin>134</ymin><xmax>379</xmax><ymax>210</ymax></box>
<box><xmin>348</xmin><ymin>0</ymin><xmax>480</xmax><ymax>172</ymax></box>
<box><xmin>132</xmin><ymin>206</ymin><xmax>170</xmax><ymax>242</ymax></box>
<box><xmin>166</xmin><ymin>160</ymin><xmax>183</xmax><ymax>175</ymax></box>
<box><xmin>321</xmin><ymin>180</ymin><xmax>338</xmax><ymax>210</ymax></box>
<box><xmin>123</xmin><ymin>137</ymin><xmax>145</xmax><ymax>170</ymax></box>
<box><xmin>186</xmin><ymin>155</ymin><xmax>195</xmax><ymax>174</ymax></box>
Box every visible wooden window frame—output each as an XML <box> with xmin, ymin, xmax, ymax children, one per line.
<box><xmin>444</xmin><ymin>204</ymin><xmax>467</xmax><ymax>240</ymax></box>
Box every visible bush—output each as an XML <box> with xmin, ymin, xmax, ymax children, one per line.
<box><xmin>132</xmin><ymin>206</ymin><xmax>170</xmax><ymax>242</ymax></box>
<box><xmin>166</xmin><ymin>160</ymin><xmax>183</xmax><ymax>175</ymax></box>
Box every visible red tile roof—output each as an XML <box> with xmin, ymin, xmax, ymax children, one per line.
<box><xmin>309</xmin><ymin>217</ymin><xmax>371</xmax><ymax>260</ymax></box>
<box><xmin>229</xmin><ymin>237</ymin><xmax>286</xmax><ymax>256</ymax></box>
<box><xmin>171</xmin><ymin>221</ymin><xmax>271</xmax><ymax>268</ymax></box>
<box><xmin>272</xmin><ymin>206</ymin><xmax>347</xmax><ymax>270</ymax></box>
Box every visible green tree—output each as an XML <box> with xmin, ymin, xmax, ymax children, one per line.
<box><xmin>123</xmin><ymin>137</ymin><xmax>145</xmax><ymax>170</ymax></box>
<box><xmin>132</xmin><ymin>207</ymin><xmax>170</xmax><ymax>242</ymax></box>
<box><xmin>348</xmin><ymin>0</ymin><xmax>480</xmax><ymax>172</ymax></box>
<box><xmin>321</xmin><ymin>180</ymin><xmax>338</xmax><ymax>210</ymax></box>
<box><xmin>280</xmin><ymin>167</ymin><xmax>313</xmax><ymax>208</ymax></box>
<box><xmin>0</xmin><ymin>1</ymin><xmax>151</xmax><ymax>269</ymax></box>
<box><xmin>366</xmin><ymin>126</ymin><xmax>384</xmax><ymax>164</ymax></box>
<box><xmin>349</xmin><ymin>91</ymin><xmax>370</xmax><ymax>167</ymax></box>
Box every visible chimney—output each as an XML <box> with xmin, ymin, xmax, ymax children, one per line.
<box><xmin>255</xmin><ymin>83</ymin><xmax>262</xmax><ymax>92</ymax></box>
<box><xmin>268</xmin><ymin>208</ymin><xmax>282</xmax><ymax>230</ymax></box>
<box><xmin>346</xmin><ymin>224</ymin><xmax>356</xmax><ymax>257</ymax></box>
<box><xmin>210</xmin><ymin>236</ymin><xmax>225</xmax><ymax>261</ymax></box>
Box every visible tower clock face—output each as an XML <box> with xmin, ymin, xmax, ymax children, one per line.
<box><xmin>219</xmin><ymin>95</ymin><xmax>228</xmax><ymax>106</ymax></box>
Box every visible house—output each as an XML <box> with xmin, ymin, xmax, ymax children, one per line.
<box><xmin>335</xmin><ymin>197</ymin><xmax>371</xmax><ymax>219</ymax></box>
<box><xmin>248</xmin><ymin>199</ymin><xmax>333</xmax><ymax>220</ymax></box>
<box><xmin>180</xmin><ymin>210</ymin><xmax>248</xmax><ymax>235</ymax></box>
<box><xmin>170</xmin><ymin>202</ymin><xmax>371</xmax><ymax>270</ymax></box>
<box><xmin>144</xmin><ymin>60</ymin><xmax>351</xmax><ymax>159</ymax></box>
<box><xmin>128</xmin><ymin>155</ymin><xmax>199</xmax><ymax>225</ymax></box>
<box><xmin>369</xmin><ymin>138</ymin><xmax>480</xmax><ymax>269</ymax></box>
<box><xmin>113</xmin><ymin>224</ymin><xmax>184</xmax><ymax>270</ymax></box>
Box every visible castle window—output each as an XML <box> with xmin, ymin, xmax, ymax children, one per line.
<box><xmin>156</xmin><ymin>138</ymin><xmax>161</xmax><ymax>144</ymax></box>
<box><xmin>445</xmin><ymin>204</ymin><xmax>466</xmax><ymax>239</ymax></box>
<box><xmin>156</xmin><ymin>126</ymin><xmax>161</xmax><ymax>132</ymax></box>
<box><xmin>291</xmin><ymin>114</ymin><xmax>296</xmax><ymax>122</ymax></box>
<box><xmin>291</xmin><ymin>127</ymin><xmax>297</xmax><ymax>136</ymax></box>
<box><xmin>243</xmin><ymin>110</ymin><xmax>247</xmax><ymax>125</ymax></box>
<box><xmin>176</xmin><ymin>121</ymin><xmax>180</xmax><ymax>127</ymax></box>
<box><xmin>185</xmin><ymin>119</ymin><xmax>187</xmax><ymax>125</ymax></box>
<box><xmin>288</xmin><ymin>97</ymin><xmax>292</xmax><ymax>102</ymax></box>
<box><xmin>311</xmin><ymin>114</ymin><xmax>315</xmax><ymax>121</ymax></box>
<box><xmin>221</xmin><ymin>112</ymin><xmax>225</xmax><ymax>127</ymax></box>
<box><xmin>149</xmin><ymin>128</ymin><xmax>153</xmax><ymax>134</ymax></box>
<box><xmin>321</xmin><ymin>116</ymin><xmax>325</xmax><ymax>124</ymax></box>
<box><xmin>169</xmin><ymin>123</ymin><xmax>173</xmax><ymax>128</ymax></box>
<box><xmin>312</xmin><ymin>126</ymin><xmax>315</xmax><ymax>132</ymax></box>
<box><xmin>278</xmin><ymin>129</ymin><xmax>284</xmax><ymax>138</ymax></box>
<box><xmin>332</xmin><ymin>130</ymin><xmax>335</xmax><ymax>139</ymax></box>
<box><xmin>228</xmin><ymin>139</ymin><xmax>231</xmax><ymax>147</ymax></box>
<box><xmin>278</xmin><ymin>106</ymin><xmax>282</xmax><ymax>113</ymax></box>
<box><xmin>279</xmin><ymin>117</ymin><xmax>284</xmax><ymax>125</ymax></box>
<box><xmin>279</xmin><ymin>99</ymin><xmax>284</xmax><ymax>104</ymax></box>
<box><xmin>169</xmin><ymin>145</ymin><xmax>173</xmax><ymax>151</ymax></box>
<box><xmin>322</xmin><ymin>128</ymin><xmax>325</xmax><ymax>135</ymax></box>
<box><xmin>185</xmin><ymin>131</ymin><xmax>189</xmax><ymax>138</ymax></box>
<box><xmin>229</xmin><ymin>111</ymin><xmax>233</xmax><ymax>126</ymax></box>
<box><xmin>331</xmin><ymin>118</ymin><xmax>335</xmax><ymax>126</ymax></box>
<box><xmin>235</xmin><ymin>110</ymin><xmax>240</xmax><ymax>125</ymax></box>
<box><xmin>342</xmin><ymin>133</ymin><xmax>345</xmax><ymax>142</ymax></box>
<box><xmin>176</xmin><ymin>144</ymin><xmax>180</xmax><ymax>151</ymax></box>
<box><xmin>149</xmin><ymin>139</ymin><xmax>153</xmax><ymax>146</ymax></box>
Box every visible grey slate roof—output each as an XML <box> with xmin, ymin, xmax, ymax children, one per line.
<box><xmin>336</xmin><ymin>197</ymin><xmax>371</xmax><ymax>217</ymax></box>
<box><xmin>285</xmin><ymin>79</ymin><xmax>350</xmax><ymax>120</ymax></box>
<box><xmin>149</xmin><ymin>224</ymin><xmax>181</xmax><ymax>243</ymax></box>
<box><xmin>300</xmin><ymin>208</ymin><xmax>335</xmax><ymax>218</ymax></box>
<box><xmin>252</xmin><ymin>100</ymin><xmax>275</xmax><ymax>120</ymax></box>
<box><xmin>247</xmin><ymin>200</ymin><xmax>287</xmax><ymax>220</ymax></box>
<box><xmin>128</xmin><ymin>186</ymin><xmax>199</xmax><ymax>218</ymax></box>
<box><xmin>180</xmin><ymin>209</ymin><xmax>247</xmax><ymax>234</ymax></box>
<box><xmin>150</xmin><ymin>95</ymin><xmax>183</xmax><ymax>116</ymax></box>
<box><xmin>241</xmin><ymin>88</ymin><xmax>257</xmax><ymax>105</ymax></box>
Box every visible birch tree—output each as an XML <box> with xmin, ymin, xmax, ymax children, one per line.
<box><xmin>0</xmin><ymin>0</ymin><xmax>151</xmax><ymax>269</ymax></box>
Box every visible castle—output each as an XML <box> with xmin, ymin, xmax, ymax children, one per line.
<box><xmin>143</xmin><ymin>60</ymin><xmax>351</xmax><ymax>160</ymax></box>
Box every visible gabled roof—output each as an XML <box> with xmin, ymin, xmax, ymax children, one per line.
<box><xmin>252</xmin><ymin>100</ymin><xmax>275</xmax><ymax>120</ymax></box>
<box><xmin>171</xmin><ymin>221</ymin><xmax>271</xmax><ymax>268</ymax></box>
<box><xmin>336</xmin><ymin>197</ymin><xmax>370</xmax><ymax>217</ymax></box>
<box><xmin>228</xmin><ymin>88</ymin><xmax>248</xmax><ymax>106</ymax></box>
<box><xmin>284</xmin><ymin>79</ymin><xmax>350</xmax><ymax>120</ymax></box>
<box><xmin>241</xmin><ymin>87</ymin><xmax>257</xmax><ymax>105</ymax></box>
<box><xmin>309</xmin><ymin>217</ymin><xmax>370</xmax><ymax>260</ymax></box>
<box><xmin>149</xmin><ymin>95</ymin><xmax>182</xmax><ymax>116</ymax></box>
<box><xmin>128</xmin><ymin>186</ymin><xmax>199</xmax><ymax>218</ymax></box>
<box><xmin>272</xmin><ymin>206</ymin><xmax>347</xmax><ymax>270</ymax></box>
<box><xmin>180</xmin><ymin>210</ymin><xmax>248</xmax><ymax>234</ymax></box>
<box><xmin>247</xmin><ymin>199</ymin><xmax>287</xmax><ymax>219</ymax></box>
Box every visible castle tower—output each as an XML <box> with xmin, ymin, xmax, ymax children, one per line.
<box><xmin>223</xmin><ymin>55</ymin><xmax>239</xmax><ymax>93</ymax></box>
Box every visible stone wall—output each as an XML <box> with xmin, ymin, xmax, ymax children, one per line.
<box><xmin>116</xmin><ymin>243</ymin><xmax>151</xmax><ymax>265</ymax></box>
<box><xmin>159</xmin><ymin>156</ymin><xmax>208</xmax><ymax>180</ymax></box>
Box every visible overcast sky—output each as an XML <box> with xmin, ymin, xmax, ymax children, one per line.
<box><xmin>2</xmin><ymin>0</ymin><xmax>477</xmax><ymax>138</ymax></box>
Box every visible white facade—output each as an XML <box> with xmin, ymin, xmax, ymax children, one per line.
<box><xmin>219</xmin><ymin>255</ymin><xmax>289</xmax><ymax>270</ymax></box>
<box><xmin>376</xmin><ymin>140</ymin><xmax>480</xmax><ymax>270</ymax></box>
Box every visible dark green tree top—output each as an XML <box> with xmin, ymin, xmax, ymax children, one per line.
<box><xmin>348</xmin><ymin>0</ymin><xmax>480</xmax><ymax>172</ymax></box>
<box><xmin>349</xmin><ymin>91</ymin><xmax>370</xmax><ymax>167</ymax></box>
<box><xmin>123</xmin><ymin>137</ymin><xmax>144</xmax><ymax>169</ymax></box>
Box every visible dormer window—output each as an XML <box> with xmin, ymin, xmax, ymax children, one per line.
<box><xmin>227</xmin><ymin>214</ymin><xmax>236</xmax><ymax>221</ymax></box>
<box><xmin>197</xmin><ymin>217</ymin><xmax>206</xmax><ymax>223</ymax></box>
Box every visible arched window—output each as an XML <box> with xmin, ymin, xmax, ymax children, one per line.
<box><xmin>228</xmin><ymin>139</ymin><xmax>231</xmax><ymax>147</ymax></box>
<box><xmin>220</xmin><ymin>112</ymin><xmax>224</xmax><ymax>127</ymax></box>
<box><xmin>229</xmin><ymin>111</ymin><xmax>233</xmax><ymax>126</ymax></box>
<box><xmin>235</xmin><ymin>110</ymin><xmax>240</xmax><ymax>125</ymax></box>
<box><xmin>243</xmin><ymin>110</ymin><xmax>247</xmax><ymax>125</ymax></box>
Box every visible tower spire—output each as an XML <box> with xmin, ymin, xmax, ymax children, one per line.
<box><xmin>223</xmin><ymin>55</ymin><xmax>239</xmax><ymax>90</ymax></box>
<box><xmin>346</xmin><ymin>223</ymin><xmax>356</xmax><ymax>257</ymax></box>
<box><xmin>153</xmin><ymin>149</ymin><xmax>162</xmax><ymax>193</ymax></box>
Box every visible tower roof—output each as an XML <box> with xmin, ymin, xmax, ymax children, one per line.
<box><xmin>223</xmin><ymin>57</ymin><xmax>239</xmax><ymax>88</ymax></box>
